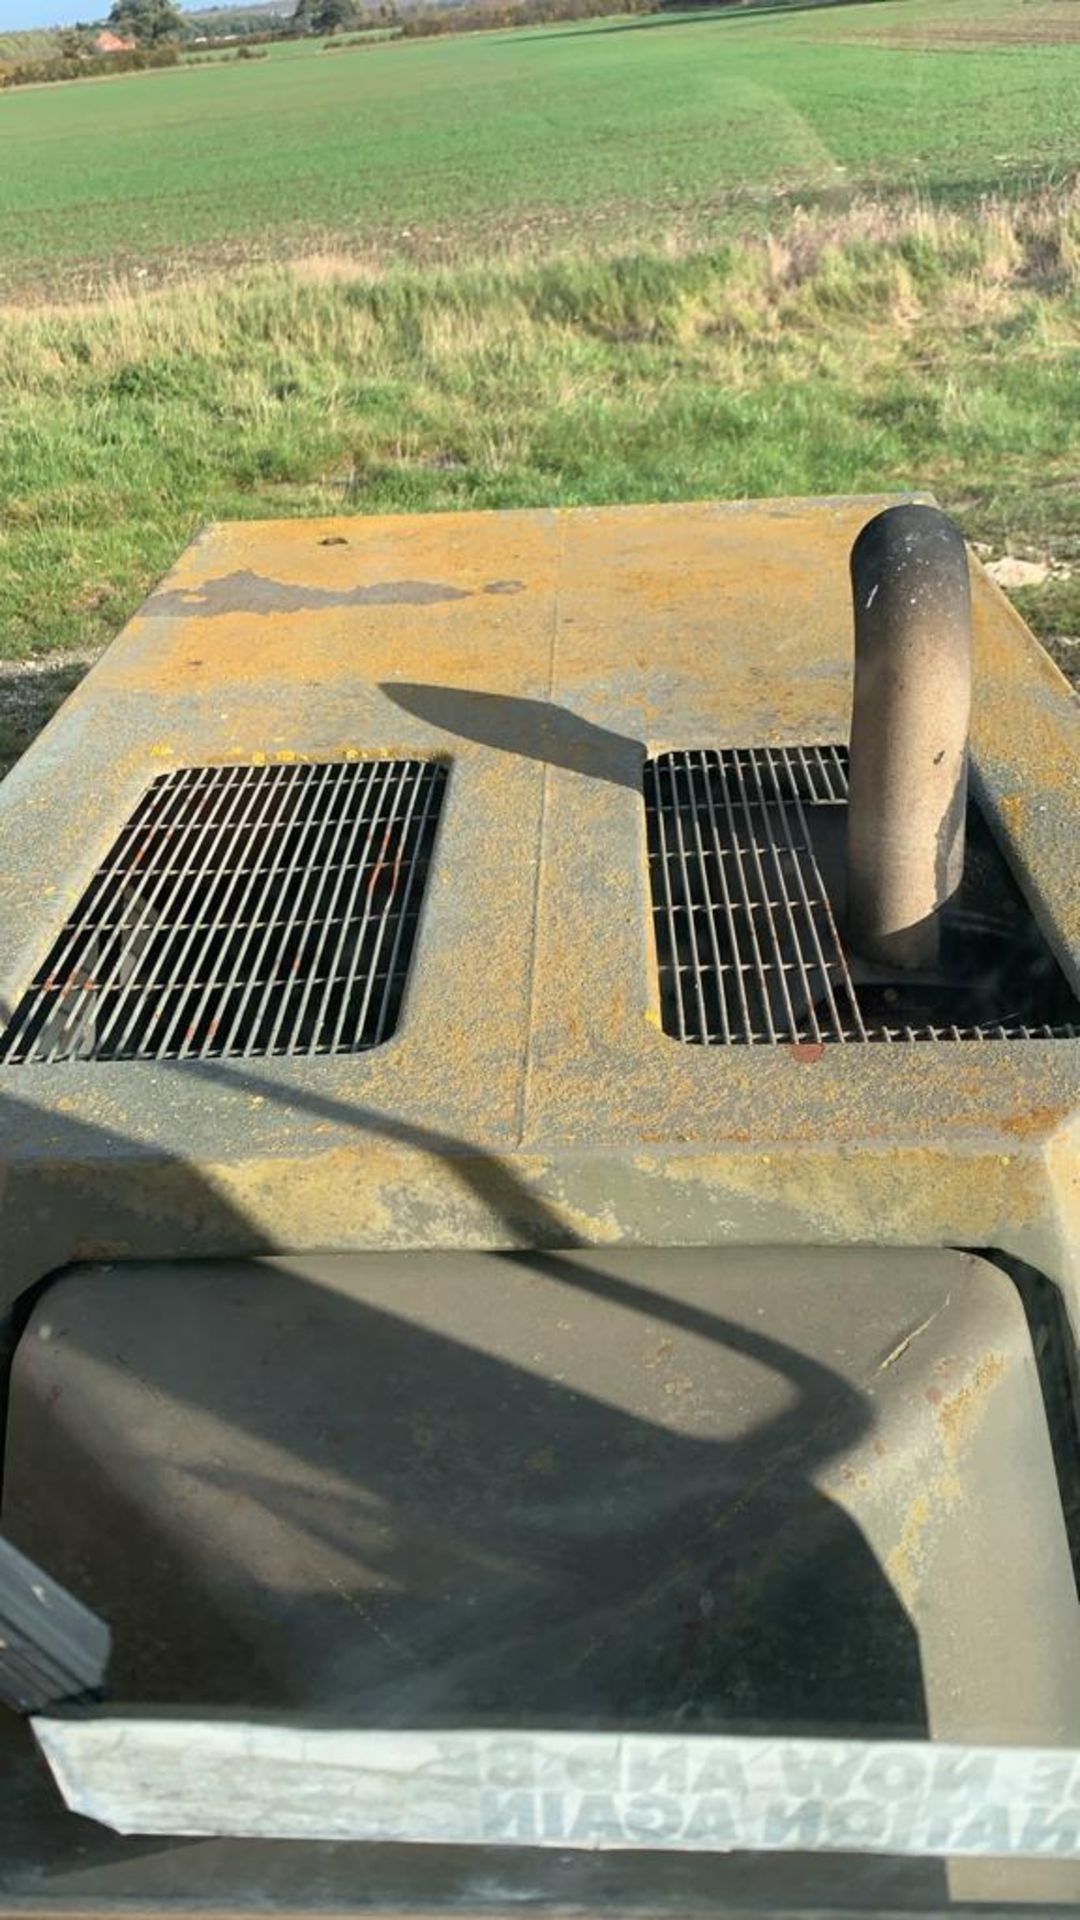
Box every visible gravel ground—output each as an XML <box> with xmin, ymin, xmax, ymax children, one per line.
<box><xmin>0</xmin><ymin>650</ymin><xmax>102</xmax><ymax>781</ymax></box>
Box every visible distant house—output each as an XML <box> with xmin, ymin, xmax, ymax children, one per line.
<box><xmin>93</xmin><ymin>28</ymin><xmax>137</xmax><ymax>52</ymax></box>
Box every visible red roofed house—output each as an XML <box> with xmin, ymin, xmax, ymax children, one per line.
<box><xmin>93</xmin><ymin>28</ymin><xmax>136</xmax><ymax>51</ymax></box>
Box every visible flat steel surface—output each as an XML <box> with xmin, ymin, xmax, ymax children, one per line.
<box><xmin>0</xmin><ymin>498</ymin><xmax>1076</xmax><ymax>1309</ymax></box>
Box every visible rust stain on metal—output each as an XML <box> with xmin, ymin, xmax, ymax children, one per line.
<box><xmin>1001</xmin><ymin>1103</ymin><xmax>1072</xmax><ymax>1139</ymax></box>
<box><xmin>0</xmin><ymin>499</ymin><xmax>1074</xmax><ymax>1314</ymax></box>
<box><xmin>886</xmin><ymin>1471</ymin><xmax>964</xmax><ymax>1610</ymax></box>
<box><xmin>936</xmin><ymin>1351</ymin><xmax>1007</xmax><ymax>1462</ymax></box>
<box><xmin>886</xmin><ymin>1350</ymin><xmax>1007</xmax><ymax>1607</ymax></box>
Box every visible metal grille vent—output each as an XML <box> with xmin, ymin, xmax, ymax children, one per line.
<box><xmin>0</xmin><ymin>759</ymin><xmax>446</xmax><ymax>1065</ymax></box>
<box><xmin>645</xmin><ymin>747</ymin><xmax>1080</xmax><ymax>1046</ymax></box>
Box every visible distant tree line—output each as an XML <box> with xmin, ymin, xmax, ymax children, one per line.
<box><xmin>396</xmin><ymin>0</ymin><xmax>657</xmax><ymax>36</ymax></box>
<box><xmin>0</xmin><ymin>0</ymin><xmax>190</xmax><ymax>84</ymax></box>
<box><xmin>185</xmin><ymin>6</ymin><xmax>298</xmax><ymax>42</ymax></box>
<box><xmin>109</xmin><ymin>0</ymin><xmax>187</xmax><ymax>41</ymax></box>
<box><xmin>291</xmin><ymin>0</ymin><xmax>394</xmax><ymax>35</ymax></box>
<box><xmin>0</xmin><ymin>0</ymin><xmax>665</xmax><ymax>87</ymax></box>
<box><xmin>0</xmin><ymin>27</ymin><xmax>63</xmax><ymax>60</ymax></box>
<box><xmin>0</xmin><ymin>40</ymin><xmax>180</xmax><ymax>87</ymax></box>
<box><xmin>291</xmin><ymin>0</ymin><xmax>658</xmax><ymax>38</ymax></box>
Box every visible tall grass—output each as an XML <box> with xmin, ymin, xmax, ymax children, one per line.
<box><xmin>0</xmin><ymin>188</ymin><xmax>1077</xmax><ymax>767</ymax></box>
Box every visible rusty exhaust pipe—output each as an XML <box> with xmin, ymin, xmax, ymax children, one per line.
<box><xmin>846</xmin><ymin>504</ymin><xmax>972</xmax><ymax>972</ymax></box>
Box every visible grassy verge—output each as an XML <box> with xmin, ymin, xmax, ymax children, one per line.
<box><xmin>1</xmin><ymin>186</ymin><xmax>1077</xmax><ymax>769</ymax></box>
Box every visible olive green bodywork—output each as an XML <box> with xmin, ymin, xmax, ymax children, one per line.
<box><xmin>2</xmin><ymin>1246</ymin><xmax>1080</xmax><ymax>1909</ymax></box>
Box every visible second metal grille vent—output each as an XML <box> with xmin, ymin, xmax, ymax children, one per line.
<box><xmin>645</xmin><ymin>747</ymin><xmax>1080</xmax><ymax>1046</ymax></box>
<box><xmin>0</xmin><ymin>758</ymin><xmax>446</xmax><ymax>1066</ymax></box>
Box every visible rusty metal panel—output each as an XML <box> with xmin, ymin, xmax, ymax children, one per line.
<box><xmin>0</xmin><ymin>500</ymin><xmax>1074</xmax><ymax>1323</ymax></box>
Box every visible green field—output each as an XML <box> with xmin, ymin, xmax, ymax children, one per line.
<box><xmin>0</xmin><ymin>0</ymin><xmax>1078</xmax><ymax>769</ymax></box>
<box><xmin>2</xmin><ymin>0</ymin><xmax>1079</xmax><ymax>295</ymax></box>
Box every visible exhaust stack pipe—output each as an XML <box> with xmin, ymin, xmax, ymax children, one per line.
<box><xmin>846</xmin><ymin>504</ymin><xmax>972</xmax><ymax>972</ymax></box>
